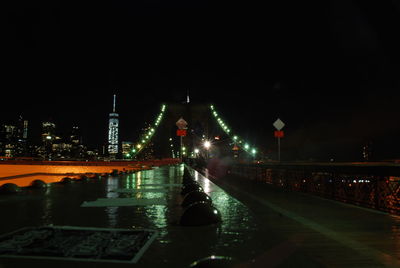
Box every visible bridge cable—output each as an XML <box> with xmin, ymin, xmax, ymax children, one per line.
<box><xmin>210</xmin><ymin>105</ymin><xmax>257</xmax><ymax>157</ymax></box>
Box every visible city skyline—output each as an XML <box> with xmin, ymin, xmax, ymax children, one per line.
<box><xmin>2</xmin><ymin>3</ymin><xmax>400</xmax><ymax>268</ymax></box>
<box><xmin>1</xmin><ymin>89</ymin><xmax>400</xmax><ymax>161</ymax></box>
<box><xmin>3</xmin><ymin>2</ymin><xmax>400</xmax><ymax>161</ymax></box>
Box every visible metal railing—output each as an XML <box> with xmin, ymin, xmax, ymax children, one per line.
<box><xmin>230</xmin><ymin>162</ymin><xmax>400</xmax><ymax>215</ymax></box>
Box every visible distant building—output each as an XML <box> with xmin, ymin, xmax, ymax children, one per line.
<box><xmin>3</xmin><ymin>124</ymin><xmax>16</xmax><ymax>141</ymax></box>
<box><xmin>52</xmin><ymin>142</ymin><xmax>72</xmax><ymax>158</ymax></box>
<box><xmin>17</xmin><ymin>115</ymin><xmax>28</xmax><ymax>140</ymax></box>
<box><xmin>70</xmin><ymin>126</ymin><xmax>81</xmax><ymax>145</ymax></box>
<box><xmin>15</xmin><ymin>116</ymin><xmax>29</xmax><ymax>156</ymax></box>
<box><xmin>363</xmin><ymin>141</ymin><xmax>373</xmax><ymax>161</ymax></box>
<box><xmin>1</xmin><ymin>124</ymin><xmax>16</xmax><ymax>157</ymax></box>
<box><xmin>23</xmin><ymin>120</ymin><xmax>28</xmax><ymax>139</ymax></box>
<box><xmin>0</xmin><ymin>115</ymin><xmax>94</xmax><ymax>159</ymax></box>
<box><xmin>139</xmin><ymin>124</ymin><xmax>155</xmax><ymax>160</ymax></box>
<box><xmin>86</xmin><ymin>149</ymin><xmax>99</xmax><ymax>160</ymax></box>
<box><xmin>122</xmin><ymin>141</ymin><xmax>133</xmax><ymax>154</ymax></box>
<box><xmin>122</xmin><ymin>141</ymin><xmax>133</xmax><ymax>157</ymax></box>
<box><xmin>108</xmin><ymin>94</ymin><xmax>119</xmax><ymax>156</ymax></box>
<box><xmin>42</xmin><ymin>121</ymin><xmax>56</xmax><ymax>142</ymax></box>
<box><xmin>40</xmin><ymin>121</ymin><xmax>56</xmax><ymax>159</ymax></box>
<box><xmin>0</xmin><ymin>115</ymin><xmax>29</xmax><ymax>157</ymax></box>
<box><xmin>70</xmin><ymin>126</ymin><xmax>84</xmax><ymax>158</ymax></box>
<box><xmin>49</xmin><ymin>125</ymin><xmax>87</xmax><ymax>159</ymax></box>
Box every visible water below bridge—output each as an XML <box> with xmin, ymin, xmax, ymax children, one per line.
<box><xmin>0</xmin><ymin>164</ymin><xmax>400</xmax><ymax>267</ymax></box>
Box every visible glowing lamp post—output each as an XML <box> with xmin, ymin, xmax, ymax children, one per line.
<box><xmin>194</xmin><ymin>148</ymin><xmax>200</xmax><ymax>158</ymax></box>
<box><xmin>204</xmin><ymin>141</ymin><xmax>211</xmax><ymax>149</ymax></box>
<box><xmin>203</xmin><ymin>141</ymin><xmax>211</xmax><ymax>159</ymax></box>
<box><xmin>251</xmin><ymin>148</ymin><xmax>257</xmax><ymax>162</ymax></box>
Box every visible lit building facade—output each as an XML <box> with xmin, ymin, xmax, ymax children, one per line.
<box><xmin>17</xmin><ymin>115</ymin><xmax>28</xmax><ymax>140</ymax></box>
<box><xmin>1</xmin><ymin>124</ymin><xmax>16</xmax><ymax>157</ymax></box>
<box><xmin>0</xmin><ymin>115</ymin><xmax>29</xmax><ymax>157</ymax></box>
<box><xmin>69</xmin><ymin>126</ymin><xmax>84</xmax><ymax>158</ymax></box>
<box><xmin>3</xmin><ymin>125</ymin><xmax>16</xmax><ymax>140</ymax></box>
<box><xmin>41</xmin><ymin>121</ymin><xmax>56</xmax><ymax>159</ymax></box>
<box><xmin>23</xmin><ymin>120</ymin><xmax>28</xmax><ymax>139</ymax></box>
<box><xmin>122</xmin><ymin>141</ymin><xmax>133</xmax><ymax>157</ymax></box>
<box><xmin>108</xmin><ymin>95</ymin><xmax>119</xmax><ymax>156</ymax></box>
<box><xmin>138</xmin><ymin>123</ymin><xmax>154</xmax><ymax>160</ymax></box>
<box><xmin>42</xmin><ymin>121</ymin><xmax>56</xmax><ymax>142</ymax></box>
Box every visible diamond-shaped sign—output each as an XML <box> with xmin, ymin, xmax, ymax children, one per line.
<box><xmin>176</xmin><ymin>118</ymin><xmax>188</xmax><ymax>129</ymax></box>
<box><xmin>273</xmin><ymin>118</ymin><xmax>285</xmax><ymax>130</ymax></box>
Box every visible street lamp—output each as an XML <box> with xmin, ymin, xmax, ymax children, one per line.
<box><xmin>251</xmin><ymin>148</ymin><xmax>257</xmax><ymax>162</ymax></box>
<box><xmin>203</xmin><ymin>141</ymin><xmax>211</xmax><ymax>159</ymax></box>
<box><xmin>203</xmin><ymin>141</ymin><xmax>211</xmax><ymax>149</ymax></box>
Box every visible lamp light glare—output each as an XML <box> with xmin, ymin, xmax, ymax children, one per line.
<box><xmin>204</xmin><ymin>141</ymin><xmax>211</xmax><ymax>149</ymax></box>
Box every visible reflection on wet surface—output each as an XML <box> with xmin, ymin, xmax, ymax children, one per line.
<box><xmin>0</xmin><ymin>164</ymin><xmax>262</xmax><ymax>267</ymax></box>
<box><xmin>105</xmin><ymin>177</ymin><xmax>119</xmax><ymax>228</ymax></box>
<box><xmin>6</xmin><ymin>163</ymin><xmax>395</xmax><ymax>267</ymax></box>
<box><xmin>192</xmin><ymin>169</ymin><xmax>258</xmax><ymax>250</ymax></box>
<box><xmin>3</xmin><ymin>162</ymin><xmax>400</xmax><ymax>268</ymax></box>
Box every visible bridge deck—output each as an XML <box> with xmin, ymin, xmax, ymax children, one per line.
<box><xmin>0</xmin><ymin>165</ymin><xmax>399</xmax><ymax>267</ymax></box>
<box><xmin>209</xmin><ymin>170</ymin><xmax>400</xmax><ymax>267</ymax></box>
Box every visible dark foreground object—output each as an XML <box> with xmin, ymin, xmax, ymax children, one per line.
<box><xmin>0</xmin><ymin>183</ymin><xmax>20</xmax><ymax>194</ymax></box>
<box><xmin>0</xmin><ymin>226</ymin><xmax>157</xmax><ymax>264</ymax></box>
<box><xmin>189</xmin><ymin>256</ymin><xmax>234</xmax><ymax>268</ymax></box>
<box><xmin>180</xmin><ymin>202</ymin><xmax>221</xmax><ymax>226</ymax></box>
<box><xmin>182</xmin><ymin>191</ymin><xmax>212</xmax><ymax>208</ymax></box>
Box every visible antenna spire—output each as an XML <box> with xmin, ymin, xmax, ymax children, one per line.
<box><xmin>113</xmin><ymin>94</ymin><xmax>116</xmax><ymax>113</ymax></box>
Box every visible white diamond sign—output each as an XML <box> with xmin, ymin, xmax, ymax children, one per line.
<box><xmin>176</xmin><ymin>118</ymin><xmax>188</xmax><ymax>129</ymax></box>
<box><xmin>273</xmin><ymin>118</ymin><xmax>285</xmax><ymax>131</ymax></box>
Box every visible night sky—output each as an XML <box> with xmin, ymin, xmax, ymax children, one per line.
<box><xmin>3</xmin><ymin>1</ymin><xmax>400</xmax><ymax>161</ymax></box>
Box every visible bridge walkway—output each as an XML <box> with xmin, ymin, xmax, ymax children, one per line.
<box><xmin>203</xmin><ymin>168</ymin><xmax>400</xmax><ymax>267</ymax></box>
<box><xmin>0</xmin><ymin>165</ymin><xmax>399</xmax><ymax>267</ymax></box>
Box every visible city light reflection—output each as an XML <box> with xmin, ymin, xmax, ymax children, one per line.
<box><xmin>106</xmin><ymin>177</ymin><xmax>119</xmax><ymax>228</ymax></box>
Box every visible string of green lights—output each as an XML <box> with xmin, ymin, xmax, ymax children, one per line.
<box><xmin>127</xmin><ymin>104</ymin><xmax>166</xmax><ymax>158</ymax></box>
<box><xmin>210</xmin><ymin>105</ymin><xmax>257</xmax><ymax>156</ymax></box>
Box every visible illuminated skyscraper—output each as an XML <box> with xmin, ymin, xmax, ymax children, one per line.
<box><xmin>23</xmin><ymin>120</ymin><xmax>28</xmax><ymax>139</ymax></box>
<box><xmin>41</xmin><ymin>121</ymin><xmax>56</xmax><ymax>159</ymax></box>
<box><xmin>108</xmin><ymin>94</ymin><xmax>119</xmax><ymax>156</ymax></box>
<box><xmin>17</xmin><ymin>115</ymin><xmax>28</xmax><ymax>140</ymax></box>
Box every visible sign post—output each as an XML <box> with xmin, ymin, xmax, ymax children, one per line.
<box><xmin>176</xmin><ymin>118</ymin><xmax>188</xmax><ymax>160</ymax></box>
<box><xmin>273</xmin><ymin>118</ymin><xmax>285</xmax><ymax>162</ymax></box>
